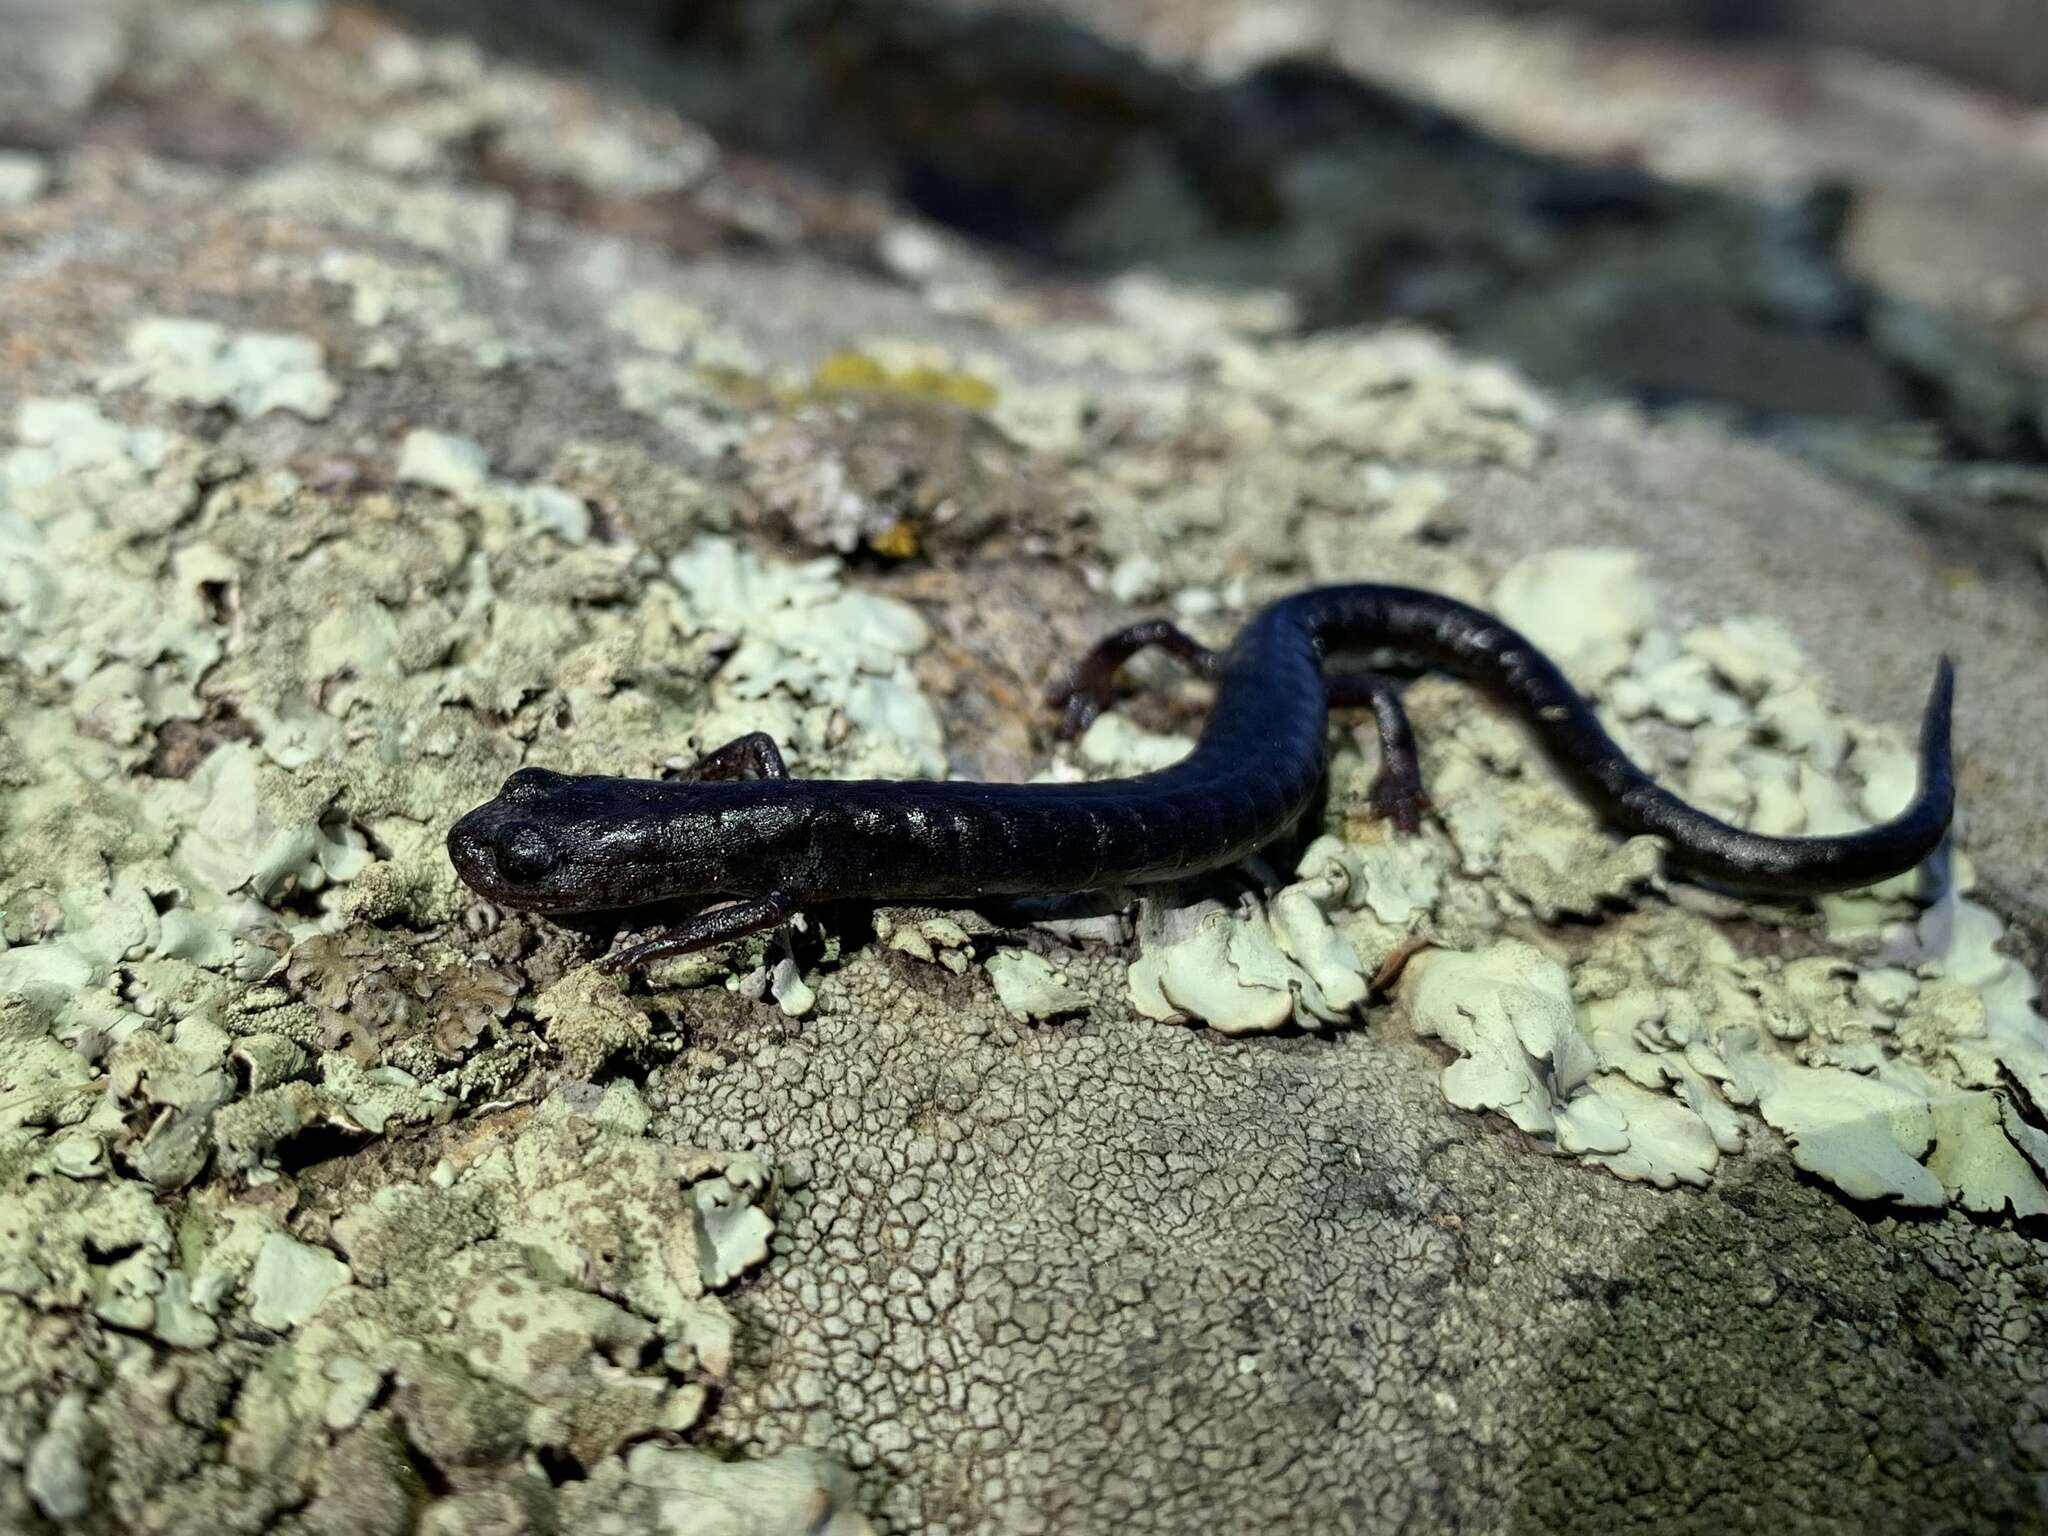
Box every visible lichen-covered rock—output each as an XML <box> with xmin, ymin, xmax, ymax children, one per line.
<box><xmin>559</xmin><ymin>1444</ymin><xmax>874</xmax><ymax>1536</ymax></box>
<box><xmin>3</xmin><ymin>0</ymin><xmax>2045</xmax><ymax>1531</ymax></box>
<box><xmin>100</xmin><ymin>319</ymin><xmax>342</xmax><ymax>422</ymax></box>
<box><xmin>984</xmin><ymin>948</ymin><xmax>1089</xmax><ymax>1022</ymax></box>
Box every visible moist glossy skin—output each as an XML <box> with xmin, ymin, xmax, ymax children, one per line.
<box><xmin>447</xmin><ymin>585</ymin><xmax>1956</xmax><ymax>963</ymax></box>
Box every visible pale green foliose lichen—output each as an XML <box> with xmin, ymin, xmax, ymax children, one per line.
<box><xmin>985</xmin><ymin>949</ymin><xmax>1089</xmax><ymax>1022</ymax></box>
<box><xmin>872</xmin><ymin>910</ymin><xmax>979</xmax><ymax>973</ymax></box>
<box><xmin>1101</xmin><ymin>547</ymin><xmax>2048</xmax><ymax>1214</ymax></box>
<box><xmin>495</xmin><ymin>114</ymin><xmax>716</xmax><ymax>199</ymax></box>
<box><xmin>399</xmin><ymin>427</ymin><xmax>593</xmax><ymax>544</ymax></box>
<box><xmin>0</xmin><ymin>318</ymin><xmax>900</xmax><ymax>1520</ymax></box>
<box><xmin>1076</xmin><ymin>713</ymin><xmax>1194</xmax><ymax>775</ymax></box>
<box><xmin>0</xmin><ymin>149</ymin><xmax>51</xmax><ymax>206</ymax></box>
<box><xmin>246</xmin><ymin>1232</ymin><xmax>352</xmax><ymax>1329</ymax></box>
<box><xmin>244</xmin><ymin>160</ymin><xmax>516</xmax><ymax>261</ymax></box>
<box><xmin>100</xmin><ymin>319</ymin><xmax>342</xmax><ymax>421</ymax></box>
<box><xmin>615</xmin><ymin>354</ymin><xmax>763</xmax><ymax>457</ymax></box>
<box><xmin>667</xmin><ymin>537</ymin><xmax>945</xmax><ymax>778</ymax></box>
<box><xmin>558</xmin><ymin>1445</ymin><xmax>875</xmax><ymax>1536</ymax></box>
<box><xmin>607</xmin><ymin>289</ymin><xmax>765</xmax><ymax>373</ymax></box>
<box><xmin>2</xmin><ymin>1102</ymin><xmax>779</xmax><ymax>1524</ymax></box>
<box><xmin>318</xmin><ymin>248</ymin><xmax>527</xmax><ymax>371</ymax></box>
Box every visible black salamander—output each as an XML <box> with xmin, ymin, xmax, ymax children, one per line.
<box><xmin>447</xmin><ymin>585</ymin><xmax>1956</xmax><ymax>971</ymax></box>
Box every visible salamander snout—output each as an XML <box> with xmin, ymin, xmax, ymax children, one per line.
<box><xmin>447</xmin><ymin>805</ymin><xmax>563</xmax><ymax>907</ymax></box>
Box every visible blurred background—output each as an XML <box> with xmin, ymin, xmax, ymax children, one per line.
<box><xmin>312</xmin><ymin>0</ymin><xmax>2048</xmax><ymax>584</ymax></box>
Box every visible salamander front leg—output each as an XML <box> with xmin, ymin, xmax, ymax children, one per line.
<box><xmin>1327</xmin><ymin>673</ymin><xmax>1429</xmax><ymax>835</ymax></box>
<box><xmin>601</xmin><ymin>890</ymin><xmax>799</xmax><ymax>972</ymax></box>
<box><xmin>1047</xmin><ymin>619</ymin><xmax>1224</xmax><ymax>739</ymax></box>
<box><xmin>669</xmin><ymin>730</ymin><xmax>791</xmax><ymax>782</ymax></box>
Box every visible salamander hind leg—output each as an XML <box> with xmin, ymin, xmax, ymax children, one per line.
<box><xmin>601</xmin><ymin>890</ymin><xmax>798</xmax><ymax>971</ymax></box>
<box><xmin>1046</xmin><ymin>619</ymin><xmax>1225</xmax><ymax>740</ymax></box>
<box><xmin>669</xmin><ymin>731</ymin><xmax>791</xmax><ymax>782</ymax></box>
<box><xmin>1327</xmin><ymin>673</ymin><xmax>1429</xmax><ymax>835</ymax></box>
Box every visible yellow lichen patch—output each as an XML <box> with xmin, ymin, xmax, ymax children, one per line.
<box><xmin>866</xmin><ymin>518</ymin><xmax>921</xmax><ymax>561</ymax></box>
<box><xmin>810</xmin><ymin>349</ymin><xmax>999</xmax><ymax>413</ymax></box>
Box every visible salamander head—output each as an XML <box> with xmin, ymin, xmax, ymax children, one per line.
<box><xmin>447</xmin><ymin>766</ymin><xmax>768</xmax><ymax>913</ymax></box>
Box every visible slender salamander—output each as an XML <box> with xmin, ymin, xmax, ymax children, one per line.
<box><xmin>447</xmin><ymin>585</ymin><xmax>1955</xmax><ymax>971</ymax></box>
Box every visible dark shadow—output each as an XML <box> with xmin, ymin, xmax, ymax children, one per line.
<box><xmin>1168</xmin><ymin>993</ymin><xmax>2048</xmax><ymax>1530</ymax></box>
<box><xmin>1498</xmin><ymin>1155</ymin><xmax>2047</xmax><ymax>1534</ymax></box>
<box><xmin>1459</xmin><ymin>0</ymin><xmax>2048</xmax><ymax>105</ymax></box>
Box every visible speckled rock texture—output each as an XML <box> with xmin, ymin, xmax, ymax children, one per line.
<box><xmin>2</xmin><ymin>3</ymin><xmax>2045</xmax><ymax>1534</ymax></box>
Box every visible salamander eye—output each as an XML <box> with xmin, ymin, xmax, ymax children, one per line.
<box><xmin>495</xmin><ymin>821</ymin><xmax>559</xmax><ymax>882</ymax></box>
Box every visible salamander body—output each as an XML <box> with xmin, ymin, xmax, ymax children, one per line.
<box><xmin>448</xmin><ymin>586</ymin><xmax>1955</xmax><ymax>969</ymax></box>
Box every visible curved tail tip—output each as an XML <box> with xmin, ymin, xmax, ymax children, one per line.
<box><xmin>1921</xmin><ymin>655</ymin><xmax>1956</xmax><ymax>770</ymax></box>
